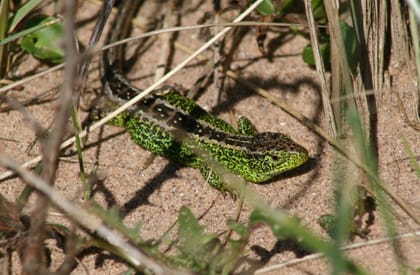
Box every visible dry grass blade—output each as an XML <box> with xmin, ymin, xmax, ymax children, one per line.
<box><xmin>0</xmin><ymin>22</ymin><xmax>304</xmax><ymax>94</ymax></box>
<box><xmin>0</xmin><ymin>63</ymin><xmax>64</xmax><ymax>94</ymax></box>
<box><xmin>0</xmin><ymin>152</ymin><xmax>189</xmax><ymax>275</ymax></box>
<box><xmin>0</xmin><ymin>0</ymin><xmax>266</xmax><ymax>181</ymax></box>
<box><xmin>0</xmin><ymin>0</ymin><xmax>418</xmax><ymax>273</ymax></box>
<box><xmin>406</xmin><ymin>0</ymin><xmax>420</xmax><ymax>27</ymax></box>
<box><xmin>153</xmin><ymin>1</ymin><xmax>179</xmax><ymax>81</ymax></box>
<box><xmin>21</xmin><ymin>0</ymin><xmax>79</xmax><ymax>272</ymax></box>
<box><xmin>255</xmin><ymin>230</ymin><xmax>420</xmax><ymax>273</ymax></box>
<box><xmin>303</xmin><ymin>0</ymin><xmax>336</xmax><ymax>138</ymax></box>
<box><xmin>94</xmin><ymin>0</ymin><xmax>266</xmax><ymax>127</ymax></box>
<box><xmin>225</xmin><ymin>69</ymin><xmax>420</xmax><ymax>225</ymax></box>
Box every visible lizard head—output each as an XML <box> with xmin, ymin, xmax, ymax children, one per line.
<box><xmin>244</xmin><ymin>132</ymin><xmax>308</xmax><ymax>182</ymax></box>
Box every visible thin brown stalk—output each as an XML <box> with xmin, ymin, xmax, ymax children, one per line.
<box><xmin>23</xmin><ymin>0</ymin><xmax>79</xmax><ymax>272</ymax></box>
<box><xmin>76</xmin><ymin>0</ymin><xmax>115</xmax><ymax>102</ymax></box>
<box><xmin>0</xmin><ymin>152</ymin><xmax>189</xmax><ymax>275</ymax></box>
<box><xmin>154</xmin><ymin>1</ymin><xmax>179</xmax><ymax>81</ymax></box>
<box><xmin>303</xmin><ymin>0</ymin><xmax>336</xmax><ymax>138</ymax></box>
<box><xmin>0</xmin><ymin>1</ymin><xmax>267</xmax><ymax>182</ymax></box>
<box><xmin>0</xmin><ymin>22</ymin><xmax>309</xmax><ymax>94</ymax></box>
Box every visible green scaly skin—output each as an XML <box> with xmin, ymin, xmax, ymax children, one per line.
<box><xmin>98</xmin><ymin>1</ymin><xmax>309</xmax><ymax>193</ymax></box>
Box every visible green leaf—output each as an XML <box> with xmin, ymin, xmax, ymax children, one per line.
<box><xmin>20</xmin><ymin>15</ymin><xmax>64</xmax><ymax>64</ymax></box>
<box><xmin>227</xmin><ymin>220</ymin><xmax>247</xmax><ymax>236</ymax></box>
<box><xmin>401</xmin><ymin>134</ymin><xmax>420</xmax><ymax>178</ymax></box>
<box><xmin>9</xmin><ymin>0</ymin><xmax>45</xmax><ymax>32</ymax></box>
<box><xmin>177</xmin><ymin>206</ymin><xmax>224</xmax><ymax>273</ymax></box>
<box><xmin>249</xmin><ymin>209</ymin><xmax>300</xmax><ymax>240</ymax></box>
<box><xmin>177</xmin><ymin>207</ymin><xmax>215</xmax><ymax>256</ymax></box>
<box><xmin>340</xmin><ymin>20</ymin><xmax>358</xmax><ymax>72</ymax></box>
<box><xmin>301</xmin><ymin>21</ymin><xmax>357</xmax><ymax>72</ymax></box>
<box><xmin>108</xmin><ymin>205</ymin><xmax>121</xmax><ymax>220</ymax></box>
<box><xmin>277</xmin><ymin>0</ymin><xmax>297</xmax><ymax>17</ymax></box>
<box><xmin>256</xmin><ymin>0</ymin><xmax>275</xmax><ymax>16</ymax></box>
<box><xmin>311</xmin><ymin>0</ymin><xmax>327</xmax><ymax>23</ymax></box>
<box><xmin>248</xmin><ymin>209</ymin><xmax>367</xmax><ymax>274</ymax></box>
<box><xmin>318</xmin><ymin>214</ymin><xmax>336</xmax><ymax>237</ymax></box>
<box><xmin>302</xmin><ymin>42</ymin><xmax>330</xmax><ymax>69</ymax></box>
<box><xmin>178</xmin><ymin>206</ymin><xmax>218</xmax><ymax>255</ymax></box>
<box><xmin>0</xmin><ymin>17</ymin><xmax>60</xmax><ymax>47</ymax></box>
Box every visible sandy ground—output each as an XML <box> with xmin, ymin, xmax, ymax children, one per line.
<box><xmin>0</xmin><ymin>1</ymin><xmax>419</xmax><ymax>274</ymax></box>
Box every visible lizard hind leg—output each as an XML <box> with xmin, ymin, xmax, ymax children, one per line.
<box><xmin>237</xmin><ymin>116</ymin><xmax>258</xmax><ymax>136</ymax></box>
<box><xmin>199</xmin><ymin>165</ymin><xmax>237</xmax><ymax>198</ymax></box>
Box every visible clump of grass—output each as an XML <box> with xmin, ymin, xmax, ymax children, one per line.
<box><xmin>0</xmin><ymin>0</ymin><xmax>418</xmax><ymax>274</ymax></box>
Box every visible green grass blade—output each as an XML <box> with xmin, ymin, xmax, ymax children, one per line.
<box><xmin>400</xmin><ymin>134</ymin><xmax>420</xmax><ymax>178</ymax></box>
<box><xmin>0</xmin><ymin>0</ymin><xmax>10</xmax><ymax>76</ymax></box>
<box><xmin>9</xmin><ymin>0</ymin><xmax>45</xmax><ymax>31</ymax></box>
<box><xmin>0</xmin><ymin>17</ymin><xmax>60</xmax><ymax>47</ymax></box>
